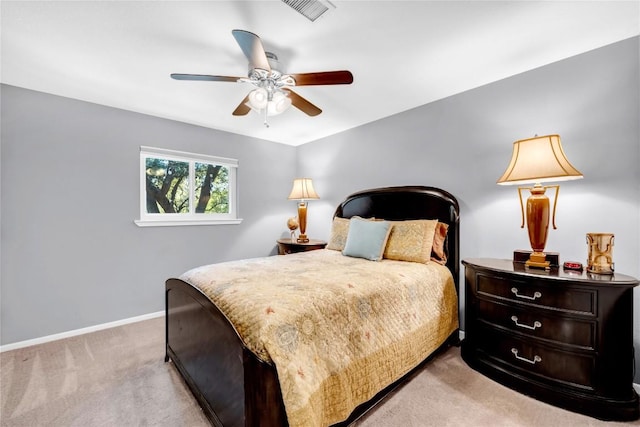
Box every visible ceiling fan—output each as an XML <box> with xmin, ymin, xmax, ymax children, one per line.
<box><xmin>171</xmin><ymin>29</ymin><xmax>354</xmax><ymax>127</ymax></box>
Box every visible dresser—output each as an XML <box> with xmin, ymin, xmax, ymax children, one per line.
<box><xmin>461</xmin><ymin>258</ymin><xmax>639</xmax><ymax>421</ymax></box>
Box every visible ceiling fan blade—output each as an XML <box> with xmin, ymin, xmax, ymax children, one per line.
<box><xmin>171</xmin><ymin>73</ymin><xmax>240</xmax><ymax>82</ymax></box>
<box><xmin>232</xmin><ymin>95</ymin><xmax>251</xmax><ymax>116</ymax></box>
<box><xmin>290</xmin><ymin>70</ymin><xmax>353</xmax><ymax>86</ymax></box>
<box><xmin>283</xmin><ymin>89</ymin><xmax>322</xmax><ymax>116</ymax></box>
<box><xmin>231</xmin><ymin>29</ymin><xmax>271</xmax><ymax>72</ymax></box>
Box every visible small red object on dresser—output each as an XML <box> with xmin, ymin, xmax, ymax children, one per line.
<box><xmin>563</xmin><ymin>261</ymin><xmax>583</xmax><ymax>271</ymax></box>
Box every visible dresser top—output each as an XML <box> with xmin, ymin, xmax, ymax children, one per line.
<box><xmin>463</xmin><ymin>258</ymin><xmax>639</xmax><ymax>286</ymax></box>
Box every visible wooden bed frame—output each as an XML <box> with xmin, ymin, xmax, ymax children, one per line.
<box><xmin>165</xmin><ymin>186</ymin><xmax>460</xmax><ymax>427</ymax></box>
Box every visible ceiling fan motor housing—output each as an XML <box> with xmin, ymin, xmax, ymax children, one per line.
<box><xmin>247</xmin><ymin>51</ymin><xmax>297</xmax><ymax>104</ymax></box>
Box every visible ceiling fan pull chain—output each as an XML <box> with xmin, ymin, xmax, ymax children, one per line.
<box><xmin>263</xmin><ymin>107</ymin><xmax>269</xmax><ymax>128</ymax></box>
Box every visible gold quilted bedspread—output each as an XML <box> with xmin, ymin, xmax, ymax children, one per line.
<box><xmin>180</xmin><ymin>249</ymin><xmax>458</xmax><ymax>427</ymax></box>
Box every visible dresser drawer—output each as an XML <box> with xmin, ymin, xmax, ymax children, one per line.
<box><xmin>476</xmin><ymin>300</ymin><xmax>595</xmax><ymax>349</ymax></box>
<box><xmin>476</xmin><ymin>326</ymin><xmax>596</xmax><ymax>390</ymax></box>
<box><xmin>476</xmin><ymin>273</ymin><xmax>596</xmax><ymax>315</ymax></box>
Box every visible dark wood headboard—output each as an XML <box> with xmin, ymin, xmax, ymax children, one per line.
<box><xmin>333</xmin><ymin>186</ymin><xmax>460</xmax><ymax>288</ymax></box>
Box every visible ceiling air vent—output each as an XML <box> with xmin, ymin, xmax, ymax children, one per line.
<box><xmin>281</xmin><ymin>0</ymin><xmax>336</xmax><ymax>22</ymax></box>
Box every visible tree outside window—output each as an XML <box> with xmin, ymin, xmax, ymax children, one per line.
<box><xmin>136</xmin><ymin>147</ymin><xmax>240</xmax><ymax>227</ymax></box>
<box><xmin>194</xmin><ymin>162</ymin><xmax>228</xmax><ymax>214</ymax></box>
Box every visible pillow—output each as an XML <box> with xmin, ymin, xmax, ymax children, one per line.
<box><xmin>342</xmin><ymin>217</ymin><xmax>392</xmax><ymax>261</ymax></box>
<box><xmin>383</xmin><ymin>219</ymin><xmax>438</xmax><ymax>264</ymax></box>
<box><xmin>326</xmin><ymin>216</ymin><xmax>376</xmax><ymax>251</ymax></box>
<box><xmin>431</xmin><ymin>221</ymin><xmax>449</xmax><ymax>265</ymax></box>
<box><xmin>326</xmin><ymin>217</ymin><xmax>350</xmax><ymax>251</ymax></box>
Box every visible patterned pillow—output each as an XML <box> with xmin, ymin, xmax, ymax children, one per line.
<box><xmin>383</xmin><ymin>219</ymin><xmax>439</xmax><ymax>264</ymax></box>
<box><xmin>326</xmin><ymin>217</ymin><xmax>350</xmax><ymax>251</ymax></box>
<box><xmin>342</xmin><ymin>217</ymin><xmax>392</xmax><ymax>261</ymax></box>
<box><xmin>431</xmin><ymin>222</ymin><xmax>449</xmax><ymax>265</ymax></box>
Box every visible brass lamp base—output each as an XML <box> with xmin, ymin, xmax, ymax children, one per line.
<box><xmin>514</xmin><ymin>250</ymin><xmax>559</xmax><ymax>269</ymax></box>
<box><xmin>517</xmin><ymin>184</ymin><xmax>560</xmax><ymax>271</ymax></box>
<box><xmin>525</xmin><ymin>252</ymin><xmax>551</xmax><ymax>270</ymax></box>
<box><xmin>296</xmin><ymin>201</ymin><xmax>309</xmax><ymax>243</ymax></box>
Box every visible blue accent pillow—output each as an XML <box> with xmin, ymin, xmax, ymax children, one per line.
<box><xmin>342</xmin><ymin>217</ymin><xmax>392</xmax><ymax>261</ymax></box>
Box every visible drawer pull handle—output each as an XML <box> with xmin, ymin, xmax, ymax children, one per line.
<box><xmin>511</xmin><ymin>316</ymin><xmax>542</xmax><ymax>330</ymax></box>
<box><xmin>511</xmin><ymin>348</ymin><xmax>542</xmax><ymax>365</ymax></box>
<box><xmin>511</xmin><ymin>287</ymin><xmax>542</xmax><ymax>301</ymax></box>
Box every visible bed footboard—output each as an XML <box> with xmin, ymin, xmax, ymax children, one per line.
<box><xmin>165</xmin><ymin>278</ymin><xmax>287</xmax><ymax>427</ymax></box>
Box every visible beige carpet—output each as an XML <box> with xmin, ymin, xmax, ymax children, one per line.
<box><xmin>1</xmin><ymin>317</ymin><xmax>638</xmax><ymax>427</ymax></box>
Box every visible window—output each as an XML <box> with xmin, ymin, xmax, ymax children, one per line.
<box><xmin>135</xmin><ymin>146</ymin><xmax>241</xmax><ymax>227</ymax></box>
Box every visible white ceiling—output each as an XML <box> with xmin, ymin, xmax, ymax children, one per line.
<box><xmin>2</xmin><ymin>1</ymin><xmax>639</xmax><ymax>146</ymax></box>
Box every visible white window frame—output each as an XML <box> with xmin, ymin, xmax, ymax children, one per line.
<box><xmin>135</xmin><ymin>146</ymin><xmax>242</xmax><ymax>227</ymax></box>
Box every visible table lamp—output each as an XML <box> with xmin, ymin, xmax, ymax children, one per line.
<box><xmin>288</xmin><ymin>178</ymin><xmax>320</xmax><ymax>243</ymax></box>
<box><xmin>497</xmin><ymin>134</ymin><xmax>583</xmax><ymax>269</ymax></box>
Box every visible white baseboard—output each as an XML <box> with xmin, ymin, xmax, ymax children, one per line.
<box><xmin>0</xmin><ymin>311</ymin><xmax>164</xmax><ymax>353</ymax></box>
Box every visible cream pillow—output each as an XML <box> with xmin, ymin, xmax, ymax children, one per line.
<box><xmin>326</xmin><ymin>217</ymin><xmax>350</xmax><ymax>251</ymax></box>
<box><xmin>383</xmin><ymin>219</ymin><xmax>439</xmax><ymax>264</ymax></box>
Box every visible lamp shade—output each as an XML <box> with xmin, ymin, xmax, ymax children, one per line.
<box><xmin>497</xmin><ymin>134</ymin><xmax>583</xmax><ymax>185</ymax></box>
<box><xmin>288</xmin><ymin>178</ymin><xmax>320</xmax><ymax>200</ymax></box>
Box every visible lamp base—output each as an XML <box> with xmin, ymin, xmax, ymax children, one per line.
<box><xmin>513</xmin><ymin>250</ymin><xmax>559</xmax><ymax>269</ymax></box>
<box><xmin>297</xmin><ymin>234</ymin><xmax>310</xmax><ymax>243</ymax></box>
<box><xmin>526</xmin><ymin>252</ymin><xmax>551</xmax><ymax>270</ymax></box>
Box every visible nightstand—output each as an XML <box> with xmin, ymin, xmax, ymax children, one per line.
<box><xmin>276</xmin><ymin>238</ymin><xmax>327</xmax><ymax>255</ymax></box>
<box><xmin>461</xmin><ymin>258</ymin><xmax>639</xmax><ymax>421</ymax></box>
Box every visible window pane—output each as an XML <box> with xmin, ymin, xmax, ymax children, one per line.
<box><xmin>145</xmin><ymin>157</ymin><xmax>189</xmax><ymax>214</ymax></box>
<box><xmin>194</xmin><ymin>162</ymin><xmax>229</xmax><ymax>214</ymax></box>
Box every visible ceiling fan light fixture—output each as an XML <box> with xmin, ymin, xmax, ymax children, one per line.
<box><xmin>269</xmin><ymin>91</ymin><xmax>292</xmax><ymax>116</ymax></box>
<box><xmin>246</xmin><ymin>89</ymin><xmax>292</xmax><ymax>120</ymax></box>
<box><xmin>248</xmin><ymin>88</ymin><xmax>268</xmax><ymax>109</ymax></box>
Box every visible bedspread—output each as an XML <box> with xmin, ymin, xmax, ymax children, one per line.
<box><xmin>180</xmin><ymin>249</ymin><xmax>458</xmax><ymax>427</ymax></box>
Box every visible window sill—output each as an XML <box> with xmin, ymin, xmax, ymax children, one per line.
<box><xmin>134</xmin><ymin>218</ymin><xmax>243</xmax><ymax>227</ymax></box>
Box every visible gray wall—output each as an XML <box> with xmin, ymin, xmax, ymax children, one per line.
<box><xmin>1</xmin><ymin>85</ymin><xmax>296</xmax><ymax>344</ymax></box>
<box><xmin>298</xmin><ymin>37</ymin><xmax>640</xmax><ymax>380</ymax></box>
